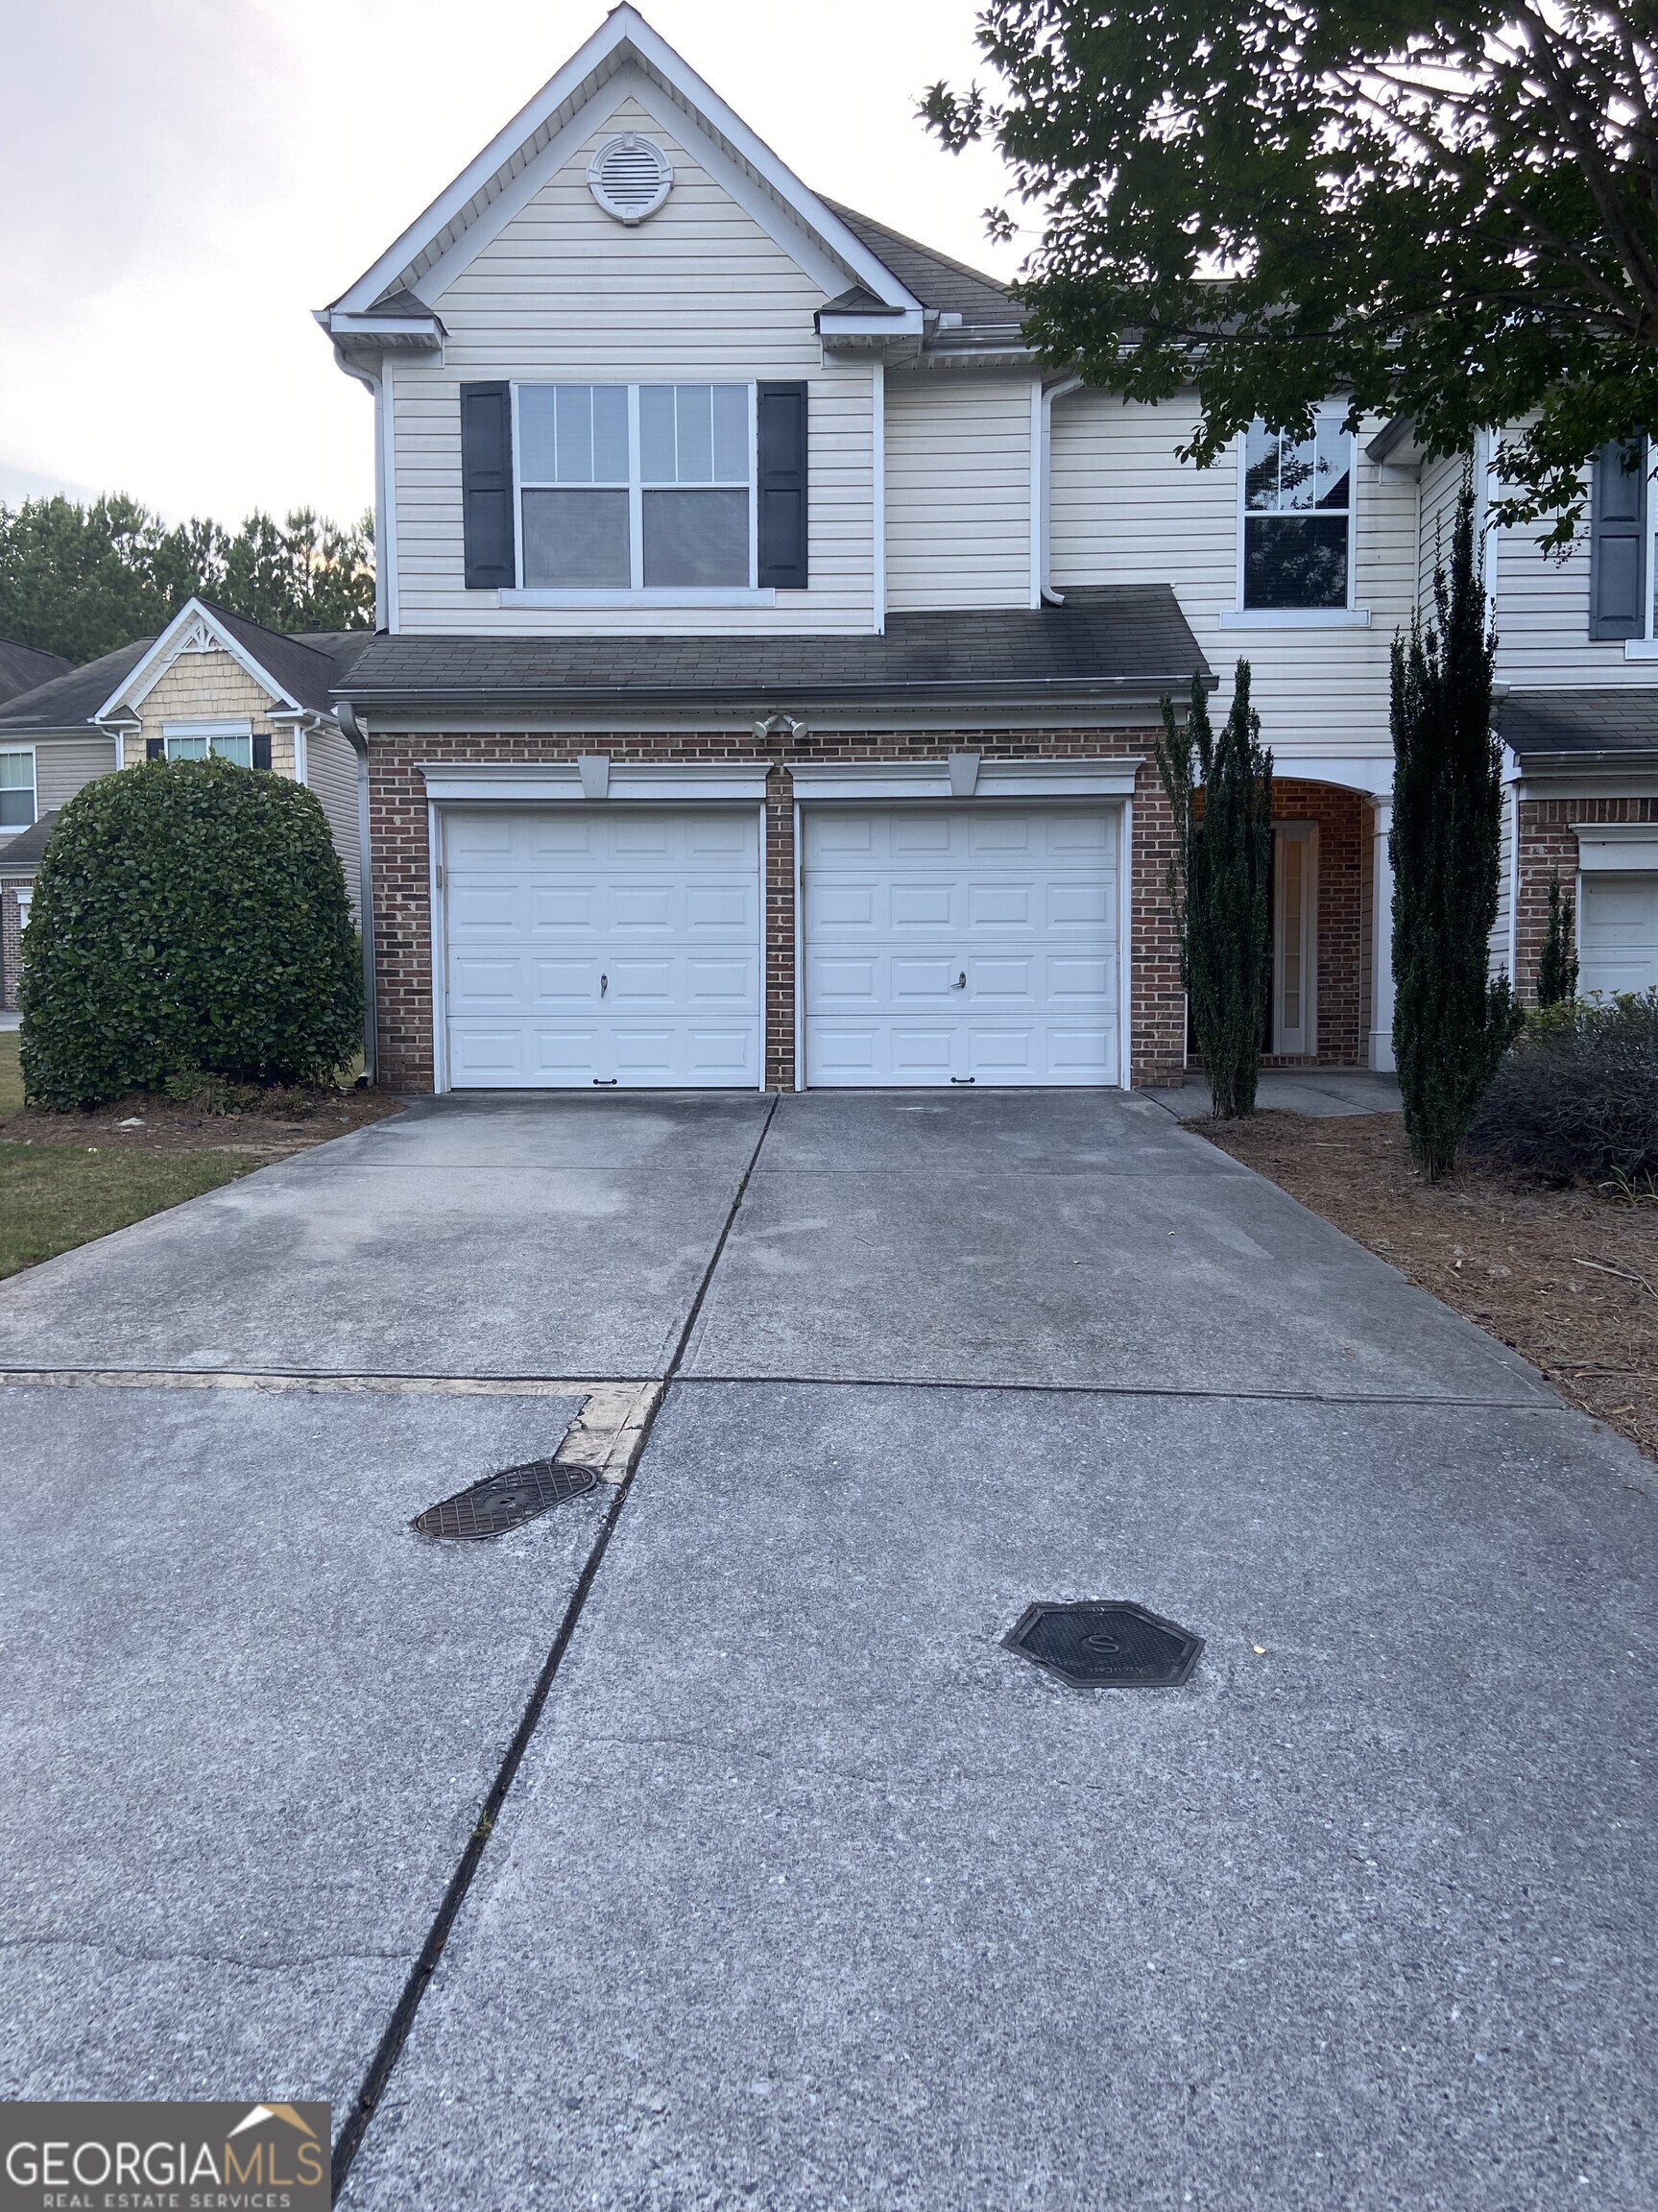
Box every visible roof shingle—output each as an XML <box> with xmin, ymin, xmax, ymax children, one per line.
<box><xmin>1499</xmin><ymin>687</ymin><xmax>1658</xmax><ymax>763</ymax></box>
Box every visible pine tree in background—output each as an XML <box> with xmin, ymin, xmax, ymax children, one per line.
<box><xmin>1535</xmin><ymin>868</ymin><xmax>1580</xmax><ymax>1007</ymax></box>
<box><xmin>1390</xmin><ymin>481</ymin><xmax>1520</xmax><ymax>1179</ymax></box>
<box><xmin>1154</xmin><ymin>661</ymin><xmax>1274</xmax><ymax>1118</ymax></box>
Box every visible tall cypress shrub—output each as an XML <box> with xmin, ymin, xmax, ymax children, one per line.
<box><xmin>1390</xmin><ymin>481</ymin><xmax>1520</xmax><ymax>1179</ymax></box>
<box><xmin>1154</xmin><ymin>661</ymin><xmax>1274</xmax><ymax>1118</ymax></box>
<box><xmin>1535</xmin><ymin>868</ymin><xmax>1579</xmax><ymax>1007</ymax></box>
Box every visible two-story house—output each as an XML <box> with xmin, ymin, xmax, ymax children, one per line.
<box><xmin>309</xmin><ymin>6</ymin><xmax>1655</xmax><ymax>1096</ymax></box>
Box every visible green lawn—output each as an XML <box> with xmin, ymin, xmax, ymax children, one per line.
<box><xmin>0</xmin><ymin>1140</ymin><xmax>259</xmax><ymax>1281</ymax></box>
<box><xmin>0</xmin><ymin>1029</ymin><xmax>20</xmax><ymax>1115</ymax></box>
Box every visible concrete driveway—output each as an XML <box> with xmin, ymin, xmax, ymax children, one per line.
<box><xmin>2</xmin><ymin>1091</ymin><xmax>1652</xmax><ymax>2210</ymax></box>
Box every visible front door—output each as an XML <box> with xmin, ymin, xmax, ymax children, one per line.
<box><xmin>1271</xmin><ymin>823</ymin><xmax>1317</xmax><ymax>1057</ymax></box>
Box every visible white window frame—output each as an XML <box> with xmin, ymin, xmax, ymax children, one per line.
<box><xmin>0</xmin><ymin>746</ymin><xmax>37</xmax><ymax>833</ymax></box>
<box><xmin>505</xmin><ymin>379</ymin><xmax>773</xmax><ymax>609</ymax></box>
<box><xmin>1224</xmin><ymin>412</ymin><xmax>1367</xmax><ymax>629</ymax></box>
<box><xmin>161</xmin><ymin>718</ymin><xmax>255</xmax><ymax>764</ymax></box>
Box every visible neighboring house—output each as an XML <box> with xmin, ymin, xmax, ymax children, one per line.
<box><xmin>284</xmin><ymin>6</ymin><xmax>1639</xmax><ymax>1095</ymax></box>
<box><xmin>0</xmin><ymin>637</ymin><xmax>72</xmax><ymax>711</ymax></box>
<box><xmin>0</xmin><ymin>604</ymin><xmax>372</xmax><ymax>1010</ymax></box>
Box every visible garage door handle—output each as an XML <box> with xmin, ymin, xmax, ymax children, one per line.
<box><xmin>950</xmin><ymin>1075</ymin><xmax>975</xmax><ymax>1085</ymax></box>
<box><xmin>600</xmin><ymin>973</ymin><xmax>608</xmax><ymax>997</ymax></box>
<box><xmin>952</xmin><ymin>971</ymin><xmax>966</xmax><ymax>990</ymax></box>
<box><xmin>593</xmin><ymin>1077</ymin><xmax>617</xmax><ymax>1087</ymax></box>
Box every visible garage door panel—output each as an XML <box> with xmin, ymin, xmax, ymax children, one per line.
<box><xmin>1580</xmin><ymin>873</ymin><xmax>1658</xmax><ymax>998</ymax></box>
<box><xmin>804</xmin><ymin>803</ymin><xmax>1120</xmax><ymax>1089</ymax></box>
<box><xmin>443</xmin><ymin>806</ymin><xmax>760</xmax><ymax>1090</ymax></box>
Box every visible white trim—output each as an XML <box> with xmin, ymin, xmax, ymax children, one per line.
<box><xmin>428</xmin><ymin>801</ymin><xmax>448</xmax><ymax>1095</ymax></box>
<box><xmin>757</xmin><ymin>799</ymin><xmax>769</xmax><ymax>1094</ymax></box>
<box><xmin>1623</xmin><ymin>638</ymin><xmax>1658</xmax><ymax>661</ymax></box>
<box><xmin>1369</xmin><ymin>799</ymin><xmax>1396</xmax><ymax>1071</ymax></box>
<box><xmin>788</xmin><ymin>757</ymin><xmax>1142</xmax><ymax>803</ymax></box>
<box><xmin>1117</xmin><ymin>795</ymin><xmax>1134</xmax><ymax>1091</ymax></box>
<box><xmin>326</xmin><ymin>13</ymin><xmax>919</xmax><ymax>318</ymax></box>
<box><xmin>1220</xmin><ymin>608</ymin><xmax>1371</xmax><ymax>630</ymax></box>
<box><xmin>792</xmin><ymin>793</ymin><xmax>805</xmax><ymax>1089</ymax></box>
<box><xmin>1269</xmin><ymin>753</ymin><xmax>1393</xmax><ymax>795</ymax></box>
<box><xmin>1028</xmin><ymin>378</ymin><xmax>1044</xmax><ymax>610</ymax></box>
<box><xmin>372</xmin><ymin>373</ymin><xmax>388</xmax><ymax>633</ymax></box>
<box><xmin>1574</xmin><ymin>822</ymin><xmax>1658</xmax><ymax>872</ymax></box>
<box><xmin>380</xmin><ymin>368</ymin><xmax>400</xmax><ymax>635</ymax></box>
<box><xmin>1506</xmin><ymin>781</ymin><xmax>1519</xmax><ymax>976</ymax></box>
<box><xmin>293</xmin><ymin>722</ymin><xmax>309</xmax><ymax>786</ymax></box>
<box><xmin>500</xmin><ymin>587</ymin><xmax>776</xmax><ymax>610</ymax></box>
<box><xmin>871</xmin><ymin>365</ymin><xmax>886</xmax><ymax>635</ymax></box>
<box><xmin>160</xmin><ymin>718</ymin><xmax>253</xmax><ymax>741</ymax></box>
<box><xmin>95</xmin><ymin>599</ymin><xmax>297</xmax><ymax>723</ymax></box>
<box><xmin>418</xmin><ymin>760</ymin><xmax>770</xmax><ymax>804</ymax></box>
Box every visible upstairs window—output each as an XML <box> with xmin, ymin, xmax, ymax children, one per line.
<box><xmin>517</xmin><ymin>381</ymin><xmax>753</xmax><ymax>590</ymax></box>
<box><xmin>1242</xmin><ymin>420</ymin><xmax>1353</xmax><ymax>609</ymax></box>
<box><xmin>0</xmin><ymin>748</ymin><xmax>36</xmax><ymax>831</ymax></box>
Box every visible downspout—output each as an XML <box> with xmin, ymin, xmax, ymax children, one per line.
<box><xmin>333</xmin><ymin>698</ymin><xmax>378</xmax><ymax>1086</ymax></box>
<box><xmin>1040</xmin><ymin>374</ymin><xmax>1083</xmax><ymax>604</ymax></box>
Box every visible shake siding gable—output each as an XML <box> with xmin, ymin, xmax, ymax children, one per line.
<box><xmin>884</xmin><ymin>373</ymin><xmax>1036</xmax><ymax>611</ymax></box>
<box><xmin>122</xmin><ymin>652</ymin><xmax>296</xmax><ymax>778</ymax></box>
<box><xmin>393</xmin><ymin>89</ymin><xmax>876</xmax><ymax>636</ymax></box>
<box><xmin>1049</xmin><ymin>393</ymin><xmax>1415</xmax><ymax>759</ymax></box>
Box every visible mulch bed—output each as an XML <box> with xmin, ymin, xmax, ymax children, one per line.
<box><xmin>1196</xmin><ymin>1110</ymin><xmax>1658</xmax><ymax>1465</ymax></box>
<box><xmin>0</xmin><ymin>1085</ymin><xmax>406</xmax><ymax>1159</ymax></box>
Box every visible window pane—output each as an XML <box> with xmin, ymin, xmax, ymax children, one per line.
<box><xmin>1314</xmin><ymin>421</ymin><xmax>1351</xmax><ymax>512</ymax></box>
<box><xmin>1243</xmin><ymin>514</ymin><xmax>1349</xmax><ymax>608</ymax></box>
<box><xmin>712</xmin><ymin>385</ymin><xmax>748</xmax><ymax>481</ymax></box>
<box><xmin>0</xmin><ymin>789</ymin><xmax>31</xmax><ymax>828</ymax></box>
<box><xmin>1277</xmin><ymin>432</ymin><xmax>1319</xmax><ymax>511</ymax></box>
<box><xmin>0</xmin><ymin>753</ymin><xmax>32</xmax><ymax>788</ymax></box>
<box><xmin>165</xmin><ymin>733</ymin><xmax>208</xmax><ymax>759</ymax></box>
<box><xmin>639</xmin><ymin>385</ymin><xmax>676</xmax><ymax>482</ymax></box>
<box><xmin>518</xmin><ymin>386</ymin><xmax>558</xmax><ymax>483</ymax></box>
<box><xmin>521</xmin><ymin>489</ymin><xmax>631</xmax><ymax>587</ymax></box>
<box><xmin>213</xmin><ymin>732</ymin><xmax>253</xmax><ymax>768</ymax></box>
<box><xmin>1244</xmin><ymin>421</ymin><xmax>1281</xmax><ymax>510</ymax></box>
<box><xmin>592</xmin><ymin>385</ymin><xmax>629</xmax><ymax>482</ymax></box>
<box><xmin>675</xmin><ymin>385</ymin><xmax>713</xmax><ymax>484</ymax></box>
<box><xmin>642</xmin><ymin>488</ymin><xmax>750</xmax><ymax>586</ymax></box>
<box><xmin>555</xmin><ymin>386</ymin><xmax>593</xmax><ymax>485</ymax></box>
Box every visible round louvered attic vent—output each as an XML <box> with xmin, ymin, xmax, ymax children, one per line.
<box><xmin>589</xmin><ymin>133</ymin><xmax>674</xmax><ymax>225</ymax></box>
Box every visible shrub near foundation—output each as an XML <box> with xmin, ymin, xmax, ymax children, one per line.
<box><xmin>1467</xmin><ymin>991</ymin><xmax>1658</xmax><ymax>1186</ymax></box>
<box><xmin>21</xmin><ymin>757</ymin><xmax>362</xmax><ymax>1109</ymax></box>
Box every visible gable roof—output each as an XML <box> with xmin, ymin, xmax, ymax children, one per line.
<box><xmin>332</xmin><ymin>588</ymin><xmax>1210</xmax><ymax>715</ymax></box>
<box><xmin>1501</xmin><ymin>686</ymin><xmax>1658</xmax><ymax>765</ymax></box>
<box><xmin>823</xmin><ymin>202</ymin><xmax>1018</xmax><ymax>326</ymax></box>
<box><xmin>323</xmin><ymin>7</ymin><xmax>918</xmax><ymax>324</ymax></box>
<box><xmin>0</xmin><ymin>637</ymin><xmax>72</xmax><ymax>708</ymax></box>
<box><xmin>0</xmin><ymin>638</ymin><xmax>153</xmax><ymax>735</ymax></box>
<box><xmin>95</xmin><ymin>599</ymin><xmax>373</xmax><ymax>724</ymax></box>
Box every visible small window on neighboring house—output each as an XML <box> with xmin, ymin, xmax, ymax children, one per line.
<box><xmin>0</xmin><ymin>749</ymin><xmax>36</xmax><ymax>831</ymax></box>
<box><xmin>1242</xmin><ymin>420</ymin><xmax>1354</xmax><ymax>609</ymax></box>
<box><xmin>162</xmin><ymin>722</ymin><xmax>253</xmax><ymax>767</ymax></box>
<box><xmin>514</xmin><ymin>381</ymin><xmax>753</xmax><ymax>589</ymax></box>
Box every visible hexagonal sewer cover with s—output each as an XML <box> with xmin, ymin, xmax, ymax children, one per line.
<box><xmin>1004</xmin><ymin>1600</ymin><xmax>1203</xmax><ymax>1688</ymax></box>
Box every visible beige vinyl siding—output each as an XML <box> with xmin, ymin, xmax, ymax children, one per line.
<box><xmin>395</xmin><ymin>86</ymin><xmax>875</xmax><ymax>635</ymax></box>
<box><xmin>1492</xmin><ymin>490</ymin><xmax>1658</xmax><ymax>688</ymax></box>
<box><xmin>304</xmin><ymin>722</ymin><xmax>362</xmax><ymax>915</ymax></box>
<box><xmin>884</xmin><ymin>373</ymin><xmax>1035</xmax><ymax>611</ymax></box>
<box><xmin>1417</xmin><ymin>450</ymin><xmax>1464</xmax><ymax>622</ymax></box>
<box><xmin>1049</xmin><ymin>393</ymin><xmax>1415</xmax><ymax>761</ymax></box>
<box><xmin>35</xmin><ymin>733</ymin><xmax>118</xmax><ymax>812</ymax></box>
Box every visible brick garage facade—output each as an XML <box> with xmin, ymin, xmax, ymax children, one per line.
<box><xmin>365</xmin><ymin>723</ymin><xmax>1191</xmax><ymax>1094</ymax></box>
<box><xmin>1514</xmin><ymin>793</ymin><xmax>1658</xmax><ymax>1001</ymax></box>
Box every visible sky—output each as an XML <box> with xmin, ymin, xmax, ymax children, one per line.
<box><xmin>0</xmin><ymin>0</ymin><xmax>1026</xmax><ymax>529</ymax></box>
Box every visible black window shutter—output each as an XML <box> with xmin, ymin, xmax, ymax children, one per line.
<box><xmin>1589</xmin><ymin>437</ymin><xmax>1646</xmax><ymax>639</ymax></box>
<box><xmin>252</xmin><ymin>732</ymin><xmax>272</xmax><ymax>771</ymax></box>
<box><xmin>461</xmin><ymin>382</ymin><xmax>516</xmax><ymax>589</ymax></box>
<box><xmin>145</xmin><ymin>737</ymin><xmax>164</xmax><ymax>761</ymax></box>
<box><xmin>757</xmin><ymin>381</ymin><xmax>808</xmax><ymax>589</ymax></box>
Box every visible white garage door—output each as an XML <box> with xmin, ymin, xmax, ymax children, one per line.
<box><xmin>803</xmin><ymin>805</ymin><xmax>1121</xmax><ymax>1087</ymax></box>
<box><xmin>442</xmin><ymin>807</ymin><xmax>760</xmax><ymax>1088</ymax></box>
<box><xmin>1579</xmin><ymin>873</ymin><xmax>1658</xmax><ymax>998</ymax></box>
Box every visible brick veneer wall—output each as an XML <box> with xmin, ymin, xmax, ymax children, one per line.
<box><xmin>1515</xmin><ymin>794</ymin><xmax>1658</xmax><ymax>1001</ymax></box>
<box><xmin>1262</xmin><ymin>779</ymin><xmax>1367</xmax><ymax>1069</ymax></box>
<box><xmin>365</xmin><ymin>724</ymin><xmax>1189</xmax><ymax>1094</ymax></box>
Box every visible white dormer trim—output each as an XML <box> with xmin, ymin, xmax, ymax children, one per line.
<box><xmin>322</xmin><ymin>6</ymin><xmax>920</xmax><ymax>320</ymax></box>
<box><xmin>93</xmin><ymin>599</ymin><xmax>299</xmax><ymax>725</ymax></box>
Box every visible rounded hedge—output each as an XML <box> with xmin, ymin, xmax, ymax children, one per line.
<box><xmin>21</xmin><ymin>757</ymin><xmax>363</xmax><ymax>1109</ymax></box>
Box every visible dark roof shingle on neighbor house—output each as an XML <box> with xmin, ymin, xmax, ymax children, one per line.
<box><xmin>0</xmin><ymin>637</ymin><xmax>154</xmax><ymax>734</ymax></box>
<box><xmin>0</xmin><ymin>616</ymin><xmax>374</xmax><ymax>736</ymax></box>
<box><xmin>1499</xmin><ymin>687</ymin><xmax>1658</xmax><ymax>764</ymax></box>
<box><xmin>333</xmin><ymin>588</ymin><xmax>1211</xmax><ymax>714</ymax></box>
<box><xmin>0</xmin><ymin>808</ymin><xmax>60</xmax><ymax>872</ymax></box>
<box><xmin>0</xmin><ymin>637</ymin><xmax>72</xmax><ymax>708</ymax></box>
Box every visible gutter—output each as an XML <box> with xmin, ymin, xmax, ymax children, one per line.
<box><xmin>333</xmin><ymin>699</ymin><xmax>378</xmax><ymax>1086</ymax></box>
